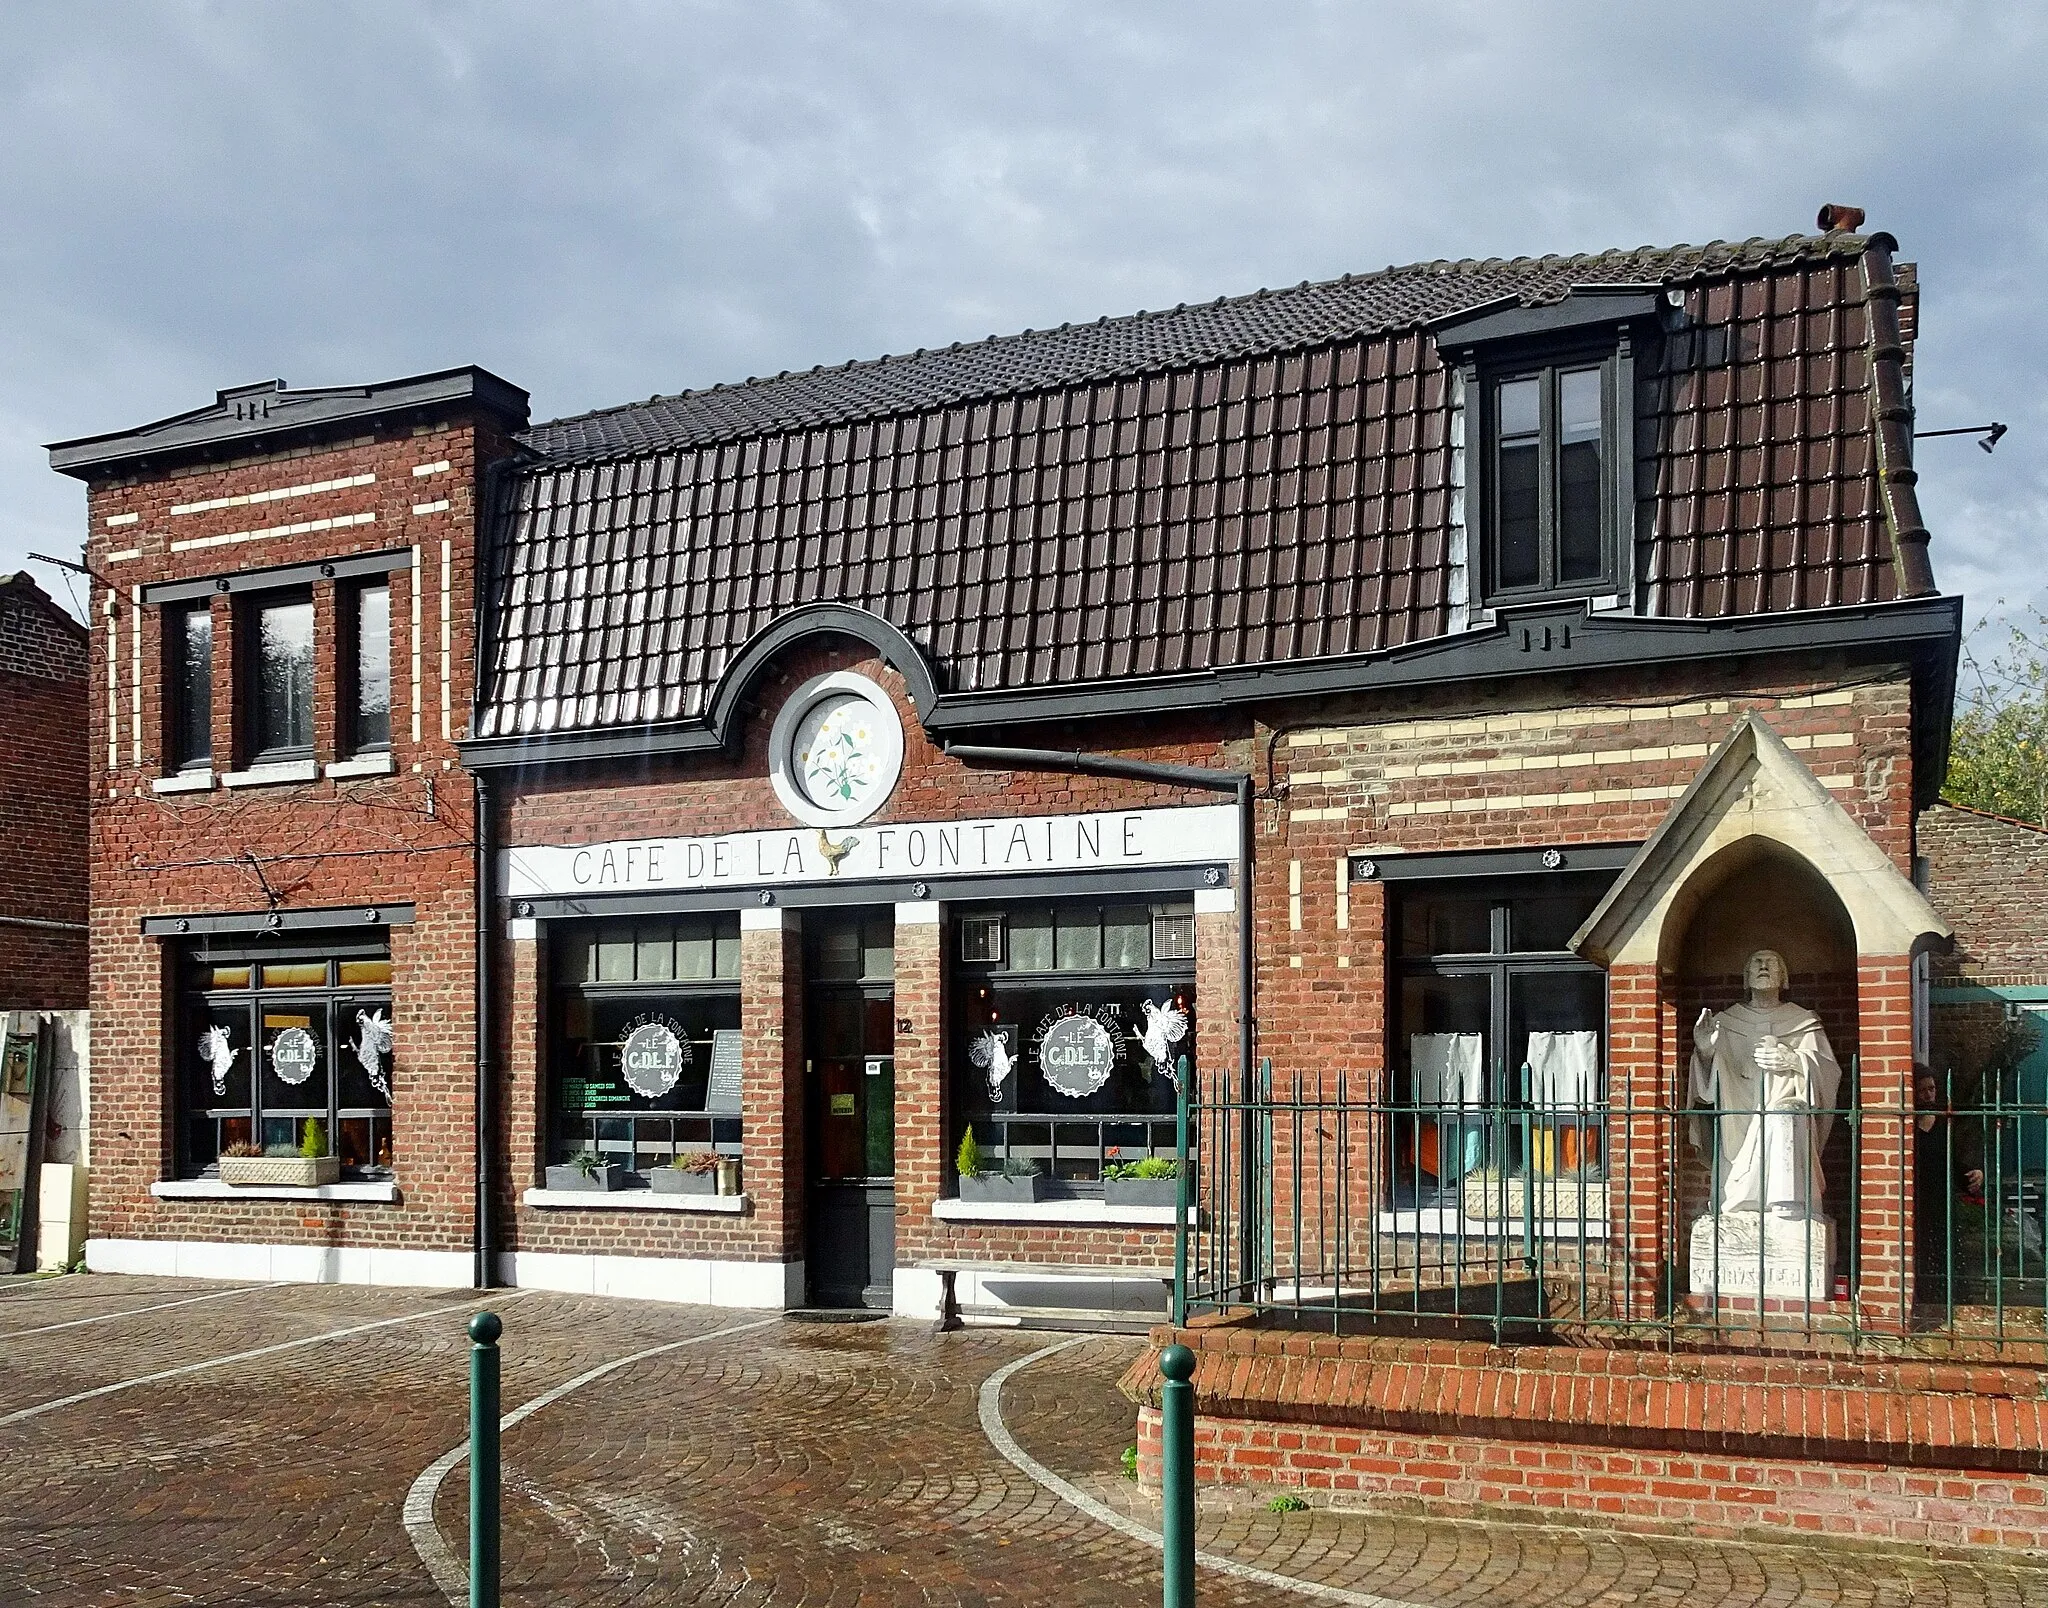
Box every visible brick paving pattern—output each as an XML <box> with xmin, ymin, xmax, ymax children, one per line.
<box><xmin>2</xmin><ymin>1277</ymin><xmax>2045</xmax><ymax>1606</ymax></box>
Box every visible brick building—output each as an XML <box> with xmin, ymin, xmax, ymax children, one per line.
<box><xmin>57</xmin><ymin>218</ymin><xmax>2048</xmax><ymax>1547</ymax></box>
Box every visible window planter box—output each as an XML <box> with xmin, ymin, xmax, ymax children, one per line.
<box><xmin>543</xmin><ymin>1163</ymin><xmax>628</xmax><ymax>1192</ymax></box>
<box><xmin>218</xmin><ymin>1155</ymin><xmax>342</xmax><ymax>1188</ymax></box>
<box><xmin>959</xmin><ymin>1172</ymin><xmax>1048</xmax><ymax>1204</ymax></box>
<box><xmin>649</xmin><ymin>1168</ymin><xmax>719</xmax><ymax>1195</ymax></box>
<box><xmin>1103</xmin><ymin>1176</ymin><xmax>1182</xmax><ymax>1208</ymax></box>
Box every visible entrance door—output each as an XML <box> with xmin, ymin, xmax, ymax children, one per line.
<box><xmin>804</xmin><ymin>912</ymin><xmax>896</xmax><ymax>1308</ymax></box>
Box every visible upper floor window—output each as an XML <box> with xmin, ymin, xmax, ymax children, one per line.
<box><xmin>348</xmin><ymin>581</ymin><xmax>391</xmax><ymax>754</ymax></box>
<box><xmin>168</xmin><ymin>602</ymin><xmax>212</xmax><ymax>771</ymax></box>
<box><xmin>246</xmin><ymin>592</ymin><xmax>314</xmax><ymax>761</ymax></box>
<box><xmin>1431</xmin><ymin>287</ymin><xmax>1653</xmax><ymax>612</ymax></box>
<box><xmin>1483</xmin><ymin>355</ymin><xmax>1621</xmax><ymax>602</ymax></box>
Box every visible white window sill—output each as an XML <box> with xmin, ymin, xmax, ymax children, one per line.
<box><xmin>522</xmin><ymin>1188</ymin><xmax>750</xmax><ymax>1214</ymax></box>
<box><xmin>152</xmin><ymin>770</ymin><xmax>216</xmax><ymax>795</ymax></box>
<box><xmin>220</xmin><ymin>760</ymin><xmax>318</xmax><ymax>788</ymax></box>
<box><xmin>932</xmin><ymin>1197</ymin><xmax>1193</xmax><ymax>1227</ymax></box>
<box><xmin>326</xmin><ymin>752</ymin><xmax>395</xmax><ymax>779</ymax></box>
<box><xmin>152</xmin><ymin>1179</ymin><xmax>400</xmax><ymax>1203</ymax></box>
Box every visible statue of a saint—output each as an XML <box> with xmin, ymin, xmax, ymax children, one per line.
<box><xmin>1688</xmin><ymin>948</ymin><xmax>1844</xmax><ymax>1218</ymax></box>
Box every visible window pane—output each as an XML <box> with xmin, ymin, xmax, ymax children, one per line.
<box><xmin>1495</xmin><ymin>375</ymin><xmax>1541</xmax><ymax>590</ymax></box>
<box><xmin>1055</xmin><ymin>908</ymin><xmax>1102</xmax><ymax>970</ymax></box>
<box><xmin>553</xmin><ymin>932</ymin><xmax>594</xmax><ymax>984</ymax></box>
<box><xmin>862</xmin><ymin>915</ymin><xmax>894</xmax><ymax>980</ymax></box>
<box><xmin>259</xmin><ymin>1002</ymin><xmax>329</xmax><ymax>1118</ymax></box>
<box><xmin>261</xmin><ymin>963</ymin><xmax>327</xmax><ymax>987</ymax></box>
<box><xmin>174</xmin><ymin>605</ymin><xmax>212</xmax><ymax>768</ymax></box>
<box><xmin>675</xmin><ymin>919</ymin><xmax>713</xmax><ymax>980</ymax></box>
<box><xmin>1497</xmin><ymin>375</ymin><xmax>1540</xmax><ymax>439</ymax></box>
<box><xmin>254</xmin><ymin>597</ymin><xmax>314</xmax><ymax>754</ymax></box>
<box><xmin>815</xmin><ymin>920</ymin><xmax>863</xmax><ymax>981</ymax></box>
<box><xmin>1558</xmin><ymin>368</ymin><xmax>1605</xmax><ymax>582</ymax></box>
<box><xmin>205</xmin><ymin>965</ymin><xmax>252</xmax><ymax>989</ymax></box>
<box><xmin>337</xmin><ymin>960</ymin><xmax>393</xmax><ymax>986</ymax></box>
<box><xmin>1398</xmin><ymin>893</ymin><xmax>1493</xmax><ymax>956</ymax></box>
<box><xmin>1009</xmin><ymin>909</ymin><xmax>1054</xmax><ymax>971</ymax></box>
<box><xmin>713</xmin><ymin>921</ymin><xmax>740</xmax><ymax>979</ymax></box>
<box><xmin>1103</xmin><ymin>906</ymin><xmax>1150</xmax><ymax>969</ymax></box>
<box><xmin>596</xmin><ymin>931</ymin><xmax>634</xmax><ymax>982</ymax></box>
<box><xmin>637</xmin><ymin>924</ymin><xmax>675</xmax><ymax>981</ymax></box>
<box><xmin>1510</xmin><ymin>889</ymin><xmax>1606</xmax><ymax>952</ymax></box>
<box><xmin>336</xmin><ymin>1000</ymin><xmax>394</xmax><ymax>1110</ymax></box>
<box><xmin>353</xmin><ymin>584</ymin><xmax>391</xmax><ymax>751</ymax></box>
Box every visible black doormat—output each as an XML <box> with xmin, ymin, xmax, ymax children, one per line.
<box><xmin>785</xmin><ymin>1307</ymin><xmax>891</xmax><ymax>1324</ymax></box>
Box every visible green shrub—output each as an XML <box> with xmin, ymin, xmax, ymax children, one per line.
<box><xmin>299</xmin><ymin>1119</ymin><xmax>327</xmax><ymax>1159</ymax></box>
<box><xmin>1001</xmin><ymin>1155</ymin><xmax>1041</xmax><ymax>1178</ymax></box>
<box><xmin>956</xmin><ymin>1127</ymin><xmax>985</xmax><ymax>1180</ymax></box>
<box><xmin>1103</xmin><ymin>1155</ymin><xmax>1180</xmax><ymax>1181</ymax></box>
<box><xmin>1266</xmin><ymin>1492</ymin><xmax>1309</xmax><ymax>1513</ymax></box>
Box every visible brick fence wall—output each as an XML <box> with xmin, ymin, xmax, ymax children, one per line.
<box><xmin>0</xmin><ymin>577</ymin><xmax>88</xmax><ymax>1009</ymax></box>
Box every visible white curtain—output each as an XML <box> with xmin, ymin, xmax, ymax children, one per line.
<box><xmin>1411</xmin><ymin>1033</ymin><xmax>1486</xmax><ymax>1181</ymax></box>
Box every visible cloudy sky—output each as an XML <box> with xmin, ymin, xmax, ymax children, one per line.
<box><xmin>5</xmin><ymin>2</ymin><xmax>2041</xmax><ymax>637</ymax></box>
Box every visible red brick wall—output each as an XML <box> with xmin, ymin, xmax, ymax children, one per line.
<box><xmin>0</xmin><ymin>580</ymin><xmax>88</xmax><ymax>1009</ymax></box>
<box><xmin>83</xmin><ymin>413</ymin><xmax>513</xmax><ymax>1257</ymax></box>
<box><xmin>1919</xmin><ymin>803</ymin><xmax>2048</xmax><ymax>986</ymax></box>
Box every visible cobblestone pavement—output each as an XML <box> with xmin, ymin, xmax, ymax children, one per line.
<box><xmin>2</xmin><ymin>1277</ymin><xmax>2045</xmax><ymax>1607</ymax></box>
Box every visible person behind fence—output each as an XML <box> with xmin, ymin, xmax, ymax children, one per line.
<box><xmin>1688</xmin><ymin>948</ymin><xmax>1844</xmax><ymax>1218</ymax></box>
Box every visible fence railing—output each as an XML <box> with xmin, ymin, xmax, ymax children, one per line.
<box><xmin>1174</xmin><ymin>1059</ymin><xmax>2048</xmax><ymax>1352</ymax></box>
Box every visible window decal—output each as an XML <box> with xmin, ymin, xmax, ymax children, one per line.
<box><xmin>1135</xmin><ymin>998</ymin><xmax>1189</xmax><ymax>1088</ymax></box>
<box><xmin>198</xmin><ymin>1024</ymin><xmax>238</xmax><ymax>1098</ymax></box>
<box><xmin>351</xmin><ymin>1008</ymin><xmax>393</xmax><ymax>1101</ymax></box>
<box><xmin>1035</xmin><ymin>1006</ymin><xmax>1123</xmax><ymax>1099</ymax></box>
<box><xmin>969</xmin><ymin>1026</ymin><xmax>1017</xmax><ymax>1101</ymax></box>
<box><xmin>618</xmin><ymin>1013</ymin><xmax>692</xmax><ymax>1099</ymax></box>
<box><xmin>270</xmin><ymin>1026</ymin><xmax>318</xmax><ymax>1086</ymax></box>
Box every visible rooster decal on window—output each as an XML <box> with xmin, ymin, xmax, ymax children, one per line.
<box><xmin>1134</xmin><ymin>999</ymin><xmax>1189</xmax><ymax>1089</ymax></box>
<box><xmin>968</xmin><ymin>1028</ymin><xmax>1016</xmax><ymax>1101</ymax></box>
<box><xmin>198</xmin><ymin>1024</ymin><xmax>238</xmax><ymax>1098</ymax></box>
<box><xmin>352</xmin><ymin>1008</ymin><xmax>394</xmax><ymax>1100</ymax></box>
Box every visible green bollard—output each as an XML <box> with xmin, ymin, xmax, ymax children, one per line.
<box><xmin>469</xmin><ymin>1310</ymin><xmax>502</xmax><ymax>1608</ymax></box>
<box><xmin>1160</xmin><ymin>1341</ymin><xmax>1196</xmax><ymax>1608</ymax></box>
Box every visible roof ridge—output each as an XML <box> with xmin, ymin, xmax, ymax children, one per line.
<box><xmin>527</xmin><ymin>230</ymin><xmax>1861</xmax><ymax>439</ymax></box>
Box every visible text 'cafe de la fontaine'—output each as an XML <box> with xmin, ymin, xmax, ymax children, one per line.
<box><xmin>56</xmin><ymin>214</ymin><xmax>2048</xmax><ymax>1550</ymax></box>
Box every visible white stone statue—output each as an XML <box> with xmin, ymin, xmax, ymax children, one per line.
<box><xmin>1688</xmin><ymin>948</ymin><xmax>1843</xmax><ymax>1216</ymax></box>
<box><xmin>1686</xmin><ymin>948</ymin><xmax>1845</xmax><ymax>1298</ymax></box>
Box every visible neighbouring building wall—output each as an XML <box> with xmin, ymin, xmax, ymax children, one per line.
<box><xmin>1919</xmin><ymin>801</ymin><xmax>2048</xmax><ymax>1078</ymax></box>
<box><xmin>0</xmin><ymin>574</ymin><xmax>89</xmax><ymax>1010</ymax></box>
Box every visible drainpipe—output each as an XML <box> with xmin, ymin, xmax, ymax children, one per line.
<box><xmin>474</xmin><ymin>771</ymin><xmax>496</xmax><ymax>1289</ymax></box>
<box><xmin>940</xmin><ymin>743</ymin><xmax>1259</xmax><ymax>1302</ymax></box>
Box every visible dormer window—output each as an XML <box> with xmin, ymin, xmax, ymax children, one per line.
<box><xmin>1487</xmin><ymin>358</ymin><xmax>1618</xmax><ymax>598</ymax></box>
<box><xmin>1432</xmin><ymin>286</ymin><xmax>1655</xmax><ymax>612</ymax></box>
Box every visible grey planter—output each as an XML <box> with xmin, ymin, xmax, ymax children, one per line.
<box><xmin>650</xmin><ymin>1167</ymin><xmax>719</xmax><ymax>1195</ymax></box>
<box><xmin>545</xmin><ymin>1162</ymin><xmax>628</xmax><ymax>1192</ymax></box>
<box><xmin>218</xmin><ymin>1155</ymin><xmax>341</xmax><ymax>1188</ymax></box>
<box><xmin>1104</xmin><ymin>1176</ymin><xmax>1182</xmax><ymax>1208</ymax></box>
<box><xmin>959</xmin><ymin>1172</ymin><xmax>1047</xmax><ymax>1204</ymax></box>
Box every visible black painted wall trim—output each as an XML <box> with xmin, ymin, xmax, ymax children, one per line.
<box><xmin>143</xmin><ymin>546</ymin><xmax>414</xmax><ymax>605</ymax></box>
<box><xmin>1350</xmin><ymin>844</ymin><xmax>1641</xmax><ymax>882</ymax></box>
<box><xmin>141</xmin><ymin>902</ymin><xmax>417</xmax><ymax>936</ymax></box>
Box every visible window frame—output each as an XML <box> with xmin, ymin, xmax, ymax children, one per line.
<box><xmin>343</xmin><ymin>578</ymin><xmax>393</xmax><ymax>757</ymax></box>
<box><xmin>1475</xmin><ymin>341</ymin><xmax>1631</xmax><ymax>606</ymax></box>
<box><xmin>178</xmin><ymin>939</ymin><xmax>394</xmax><ymax>1181</ymax></box>
<box><xmin>164</xmin><ymin>599</ymin><xmax>214</xmax><ymax>773</ymax></box>
<box><xmin>239</xmin><ymin>587</ymin><xmax>317</xmax><ymax>765</ymax></box>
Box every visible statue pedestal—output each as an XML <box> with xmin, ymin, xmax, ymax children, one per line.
<box><xmin>1689</xmin><ymin>1210</ymin><xmax>1835</xmax><ymax>1300</ymax></box>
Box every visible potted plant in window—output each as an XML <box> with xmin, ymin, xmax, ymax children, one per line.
<box><xmin>218</xmin><ymin>1119</ymin><xmax>342</xmax><ymax>1187</ymax></box>
<box><xmin>545</xmin><ymin>1148</ymin><xmax>627</xmax><ymax>1192</ymax></box>
<box><xmin>1102</xmin><ymin>1154</ymin><xmax>1183</xmax><ymax>1208</ymax></box>
<box><xmin>955</xmin><ymin>1129</ymin><xmax>1046</xmax><ymax>1203</ymax></box>
<box><xmin>650</xmin><ymin>1150</ymin><xmax>720</xmax><ymax>1195</ymax></box>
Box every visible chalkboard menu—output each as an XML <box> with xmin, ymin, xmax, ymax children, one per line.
<box><xmin>704</xmin><ymin>1029</ymin><xmax>744</xmax><ymax>1113</ymax></box>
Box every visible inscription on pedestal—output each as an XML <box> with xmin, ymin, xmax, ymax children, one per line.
<box><xmin>1689</xmin><ymin>1210</ymin><xmax>1835</xmax><ymax>1299</ymax></box>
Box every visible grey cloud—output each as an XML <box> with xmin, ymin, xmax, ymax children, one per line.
<box><xmin>4</xmin><ymin>1</ymin><xmax>2041</xmax><ymax>630</ymax></box>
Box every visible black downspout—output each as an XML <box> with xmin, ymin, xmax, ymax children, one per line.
<box><xmin>474</xmin><ymin>771</ymin><xmax>496</xmax><ymax>1289</ymax></box>
<box><xmin>940</xmin><ymin>743</ymin><xmax>1259</xmax><ymax>1301</ymax></box>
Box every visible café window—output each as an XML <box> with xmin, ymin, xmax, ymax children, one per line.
<box><xmin>1391</xmin><ymin>875</ymin><xmax>1610</xmax><ymax>1212</ymax></box>
<box><xmin>952</xmin><ymin>899</ymin><xmax>1196</xmax><ymax>1191</ymax></box>
<box><xmin>244</xmin><ymin>591</ymin><xmax>315</xmax><ymax>762</ymax></box>
<box><xmin>549</xmin><ymin>915</ymin><xmax>743</xmax><ymax>1180</ymax></box>
<box><xmin>346</xmin><ymin>581</ymin><xmax>391</xmax><ymax>754</ymax></box>
<box><xmin>167</xmin><ymin>601</ymin><xmax>213</xmax><ymax>771</ymax></box>
<box><xmin>179</xmin><ymin>942</ymin><xmax>394</xmax><ymax>1178</ymax></box>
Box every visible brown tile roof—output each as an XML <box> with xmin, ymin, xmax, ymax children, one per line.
<box><xmin>478</xmin><ymin>231</ymin><xmax>1916</xmax><ymax>742</ymax></box>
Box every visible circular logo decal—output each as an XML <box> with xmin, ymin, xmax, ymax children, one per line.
<box><xmin>1038</xmin><ymin>1014</ymin><xmax>1116</xmax><ymax>1099</ymax></box>
<box><xmin>620</xmin><ymin>1019</ymin><xmax>687</xmax><ymax>1098</ymax></box>
<box><xmin>271</xmin><ymin>1027</ymin><xmax>318</xmax><ymax>1087</ymax></box>
<box><xmin>768</xmin><ymin>671</ymin><xmax>905</xmax><ymax>829</ymax></box>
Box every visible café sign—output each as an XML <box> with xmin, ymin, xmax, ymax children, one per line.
<box><xmin>504</xmin><ymin>803</ymin><xmax>1236</xmax><ymax>900</ymax></box>
<box><xmin>620</xmin><ymin>1016</ymin><xmax>689</xmax><ymax>1098</ymax></box>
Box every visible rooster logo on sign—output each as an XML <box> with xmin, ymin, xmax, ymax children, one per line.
<box><xmin>968</xmin><ymin>1029</ymin><xmax>1015</xmax><ymax>1101</ymax></box>
<box><xmin>1134</xmin><ymin>999</ymin><xmax>1189</xmax><ymax>1088</ymax></box>
<box><xmin>198</xmin><ymin>1025</ymin><xmax>238</xmax><ymax>1098</ymax></box>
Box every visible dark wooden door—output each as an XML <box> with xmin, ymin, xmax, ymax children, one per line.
<box><xmin>805</xmin><ymin>978</ymin><xmax>896</xmax><ymax>1308</ymax></box>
